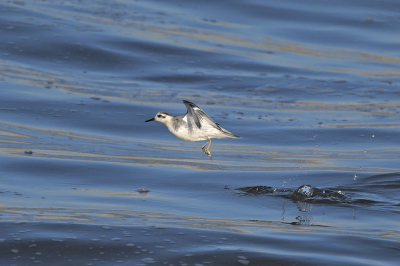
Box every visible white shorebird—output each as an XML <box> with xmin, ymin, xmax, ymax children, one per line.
<box><xmin>145</xmin><ymin>100</ymin><xmax>240</xmax><ymax>160</ymax></box>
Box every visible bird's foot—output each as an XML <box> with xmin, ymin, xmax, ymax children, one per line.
<box><xmin>202</xmin><ymin>147</ymin><xmax>212</xmax><ymax>160</ymax></box>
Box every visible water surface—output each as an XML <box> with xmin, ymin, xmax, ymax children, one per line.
<box><xmin>1</xmin><ymin>0</ymin><xmax>400</xmax><ymax>265</ymax></box>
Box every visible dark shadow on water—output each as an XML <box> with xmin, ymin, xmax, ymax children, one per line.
<box><xmin>234</xmin><ymin>181</ymin><xmax>386</xmax><ymax>206</ymax></box>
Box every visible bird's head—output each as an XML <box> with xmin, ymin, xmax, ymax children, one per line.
<box><xmin>145</xmin><ymin>112</ymin><xmax>170</xmax><ymax>124</ymax></box>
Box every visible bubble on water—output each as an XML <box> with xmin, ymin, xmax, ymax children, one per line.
<box><xmin>136</xmin><ymin>187</ymin><xmax>150</xmax><ymax>192</ymax></box>
<box><xmin>141</xmin><ymin>258</ymin><xmax>156</xmax><ymax>264</ymax></box>
<box><xmin>364</xmin><ymin>17</ymin><xmax>374</xmax><ymax>23</ymax></box>
<box><xmin>127</xmin><ymin>243</ymin><xmax>135</xmax><ymax>247</ymax></box>
<box><xmin>11</xmin><ymin>249</ymin><xmax>19</xmax><ymax>254</ymax></box>
<box><xmin>296</xmin><ymin>215</ymin><xmax>313</xmax><ymax>225</ymax></box>
<box><xmin>137</xmin><ymin>187</ymin><xmax>150</xmax><ymax>195</ymax></box>
<box><xmin>293</xmin><ymin>185</ymin><xmax>314</xmax><ymax>198</ymax></box>
<box><xmin>238</xmin><ymin>259</ymin><xmax>250</xmax><ymax>265</ymax></box>
<box><xmin>167</xmin><ymin>249</ymin><xmax>179</xmax><ymax>253</ymax></box>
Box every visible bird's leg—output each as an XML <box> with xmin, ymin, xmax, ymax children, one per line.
<box><xmin>201</xmin><ymin>138</ymin><xmax>212</xmax><ymax>160</ymax></box>
<box><xmin>207</xmin><ymin>138</ymin><xmax>212</xmax><ymax>160</ymax></box>
<box><xmin>201</xmin><ymin>141</ymin><xmax>208</xmax><ymax>152</ymax></box>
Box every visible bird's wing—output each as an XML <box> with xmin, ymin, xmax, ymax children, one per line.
<box><xmin>183</xmin><ymin>100</ymin><xmax>221</xmax><ymax>131</ymax></box>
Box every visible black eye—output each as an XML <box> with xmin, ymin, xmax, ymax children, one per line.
<box><xmin>157</xmin><ymin>115</ymin><xmax>162</xmax><ymax>118</ymax></box>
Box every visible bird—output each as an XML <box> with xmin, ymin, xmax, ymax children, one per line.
<box><xmin>145</xmin><ymin>100</ymin><xmax>240</xmax><ymax>160</ymax></box>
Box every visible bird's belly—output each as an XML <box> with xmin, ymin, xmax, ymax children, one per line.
<box><xmin>167</xmin><ymin>126</ymin><xmax>209</xmax><ymax>142</ymax></box>
<box><xmin>172</xmin><ymin>130</ymin><xmax>207</xmax><ymax>141</ymax></box>
<box><xmin>170</xmin><ymin>126</ymin><xmax>230</xmax><ymax>142</ymax></box>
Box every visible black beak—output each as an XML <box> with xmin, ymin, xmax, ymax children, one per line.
<box><xmin>145</xmin><ymin>118</ymin><xmax>155</xmax><ymax>122</ymax></box>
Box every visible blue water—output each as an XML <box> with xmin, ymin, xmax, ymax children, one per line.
<box><xmin>1</xmin><ymin>0</ymin><xmax>400</xmax><ymax>265</ymax></box>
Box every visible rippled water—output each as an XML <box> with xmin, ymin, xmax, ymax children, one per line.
<box><xmin>1</xmin><ymin>0</ymin><xmax>400</xmax><ymax>265</ymax></box>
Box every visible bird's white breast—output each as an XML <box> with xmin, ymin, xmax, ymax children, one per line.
<box><xmin>164</xmin><ymin>115</ymin><xmax>207</xmax><ymax>141</ymax></box>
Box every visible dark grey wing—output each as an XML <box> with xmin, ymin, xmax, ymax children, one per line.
<box><xmin>182</xmin><ymin>100</ymin><xmax>222</xmax><ymax>130</ymax></box>
<box><xmin>183</xmin><ymin>100</ymin><xmax>202</xmax><ymax>129</ymax></box>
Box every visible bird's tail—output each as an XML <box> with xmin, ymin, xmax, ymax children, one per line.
<box><xmin>220</xmin><ymin>128</ymin><xmax>241</xmax><ymax>139</ymax></box>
